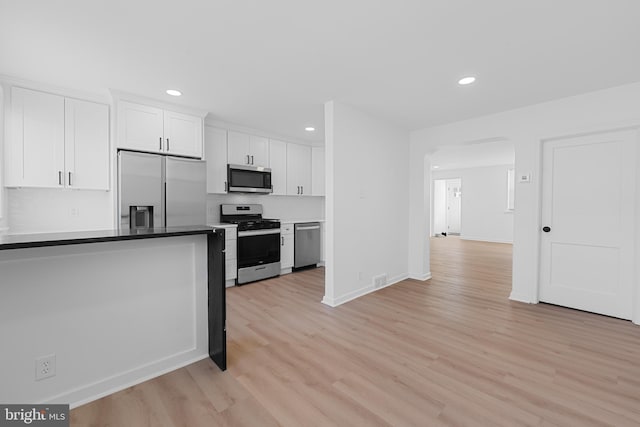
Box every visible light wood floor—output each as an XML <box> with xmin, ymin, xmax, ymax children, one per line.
<box><xmin>72</xmin><ymin>237</ymin><xmax>640</xmax><ymax>426</ymax></box>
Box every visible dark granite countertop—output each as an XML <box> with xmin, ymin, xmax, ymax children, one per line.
<box><xmin>0</xmin><ymin>226</ymin><xmax>215</xmax><ymax>251</ymax></box>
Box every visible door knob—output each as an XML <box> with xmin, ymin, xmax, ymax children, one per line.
<box><xmin>542</xmin><ymin>226</ymin><xmax>551</xmax><ymax>232</ymax></box>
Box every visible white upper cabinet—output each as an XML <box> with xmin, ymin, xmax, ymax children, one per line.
<box><xmin>227</xmin><ymin>131</ymin><xmax>269</xmax><ymax>167</ymax></box>
<box><xmin>9</xmin><ymin>87</ymin><xmax>65</xmax><ymax>188</ymax></box>
<box><xmin>64</xmin><ymin>98</ymin><xmax>110</xmax><ymax>190</ymax></box>
<box><xmin>269</xmin><ymin>139</ymin><xmax>287</xmax><ymax>195</ymax></box>
<box><xmin>227</xmin><ymin>131</ymin><xmax>250</xmax><ymax>165</ymax></box>
<box><xmin>6</xmin><ymin>87</ymin><xmax>109</xmax><ymax>190</ymax></box>
<box><xmin>250</xmin><ymin>135</ymin><xmax>269</xmax><ymax>167</ymax></box>
<box><xmin>164</xmin><ymin>110</ymin><xmax>203</xmax><ymax>158</ymax></box>
<box><xmin>118</xmin><ymin>101</ymin><xmax>164</xmax><ymax>153</ymax></box>
<box><xmin>311</xmin><ymin>146</ymin><xmax>325</xmax><ymax>196</ymax></box>
<box><xmin>286</xmin><ymin>143</ymin><xmax>312</xmax><ymax>196</ymax></box>
<box><xmin>117</xmin><ymin>100</ymin><xmax>203</xmax><ymax>158</ymax></box>
<box><xmin>205</xmin><ymin>126</ymin><xmax>228</xmax><ymax>194</ymax></box>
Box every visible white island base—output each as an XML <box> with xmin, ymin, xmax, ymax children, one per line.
<box><xmin>0</xmin><ymin>229</ymin><xmax>224</xmax><ymax>408</ymax></box>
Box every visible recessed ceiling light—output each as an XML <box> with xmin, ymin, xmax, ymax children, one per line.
<box><xmin>305</xmin><ymin>127</ymin><xmax>315</xmax><ymax>132</ymax></box>
<box><xmin>458</xmin><ymin>76</ymin><xmax>476</xmax><ymax>85</ymax></box>
<box><xmin>433</xmin><ymin>165</ymin><xmax>440</xmax><ymax>169</ymax></box>
<box><xmin>166</xmin><ymin>89</ymin><xmax>182</xmax><ymax>97</ymax></box>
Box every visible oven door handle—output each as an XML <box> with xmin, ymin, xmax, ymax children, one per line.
<box><xmin>296</xmin><ymin>225</ymin><xmax>320</xmax><ymax>231</ymax></box>
<box><xmin>238</xmin><ymin>229</ymin><xmax>281</xmax><ymax>237</ymax></box>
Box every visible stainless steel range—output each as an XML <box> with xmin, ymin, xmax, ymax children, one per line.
<box><xmin>220</xmin><ymin>204</ymin><xmax>281</xmax><ymax>285</ymax></box>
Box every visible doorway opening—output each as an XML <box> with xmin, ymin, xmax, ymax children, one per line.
<box><xmin>433</xmin><ymin>178</ymin><xmax>461</xmax><ymax>236</ymax></box>
<box><xmin>428</xmin><ymin>140</ymin><xmax>515</xmax><ymax>293</ymax></box>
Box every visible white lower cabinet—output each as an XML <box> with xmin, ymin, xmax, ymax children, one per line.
<box><xmin>280</xmin><ymin>223</ymin><xmax>294</xmax><ymax>271</ymax></box>
<box><xmin>218</xmin><ymin>226</ymin><xmax>237</xmax><ymax>287</ymax></box>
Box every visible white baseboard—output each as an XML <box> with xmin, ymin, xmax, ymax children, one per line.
<box><xmin>57</xmin><ymin>350</ymin><xmax>209</xmax><ymax>409</ymax></box>
<box><xmin>225</xmin><ymin>279</ymin><xmax>236</xmax><ymax>288</ymax></box>
<box><xmin>318</xmin><ymin>261</ymin><xmax>326</xmax><ymax>267</ymax></box>
<box><xmin>509</xmin><ymin>291</ymin><xmax>535</xmax><ymax>304</ymax></box>
<box><xmin>461</xmin><ymin>236</ymin><xmax>513</xmax><ymax>244</ymax></box>
<box><xmin>409</xmin><ymin>272</ymin><xmax>432</xmax><ymax>281</ymax></box>
<box><xmin>322</xmin><ymin>273</ymin><xmax>409</xmax><ymax>307</ymax></box>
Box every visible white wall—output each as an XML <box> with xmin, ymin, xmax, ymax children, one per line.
<box><xmin>7</xmin><ymin>189</ymin><xmax>113</xmax><ymax>234</ymax></box>
<box><xmin>324</xmin><ymin>101</ymin><xmax>410</xmax><ymax>306</ymax></box>
<box><xmin>432</xmin><ymin>165</ymin><xmax>514</xmax><ymax>243</ymax></box>
<box><xmin>0</xmin><ymin>85</ymin><xmax>7</xmax><ymax>233</ymax></box>
<box><xmin>206</xmin><ymin>194</ymin><xmax>324</xmax><ymax>224</ymax></box>
<box><xmin>409</xmin><ymin>81</ymin><xmax>640</xmax><ymax>315</ymax></box>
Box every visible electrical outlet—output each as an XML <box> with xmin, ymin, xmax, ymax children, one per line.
<box><xmin>35</xmin><ymin>354</ymin><xmax>56</xmax><ymax>381</ymax></box>
<box><xmin>70</xmin><ymin>208</ymin><xmax>80</xmax><ymax>217</ymax></box>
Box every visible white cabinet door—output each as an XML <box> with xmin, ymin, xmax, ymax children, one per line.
<box><xmin>249</xmin><ymin>135</ymin><xmax>269</xmax><ymax>167</ymax></box>
<box><xmin>311</xmin><ymin>146</ymin><xmax>325</xmax><ymax>196</ymax></box>
<box><xmin>64</xmin><ymin>98</ymin><xmax>110</xmax><ymax>190</ymax></box>
<box><xmin>118</xmin><ymin>101</ymin><xmax>164</xmax><ymax>153</ymax></box>
<box><xmin>227</xmin><ymin>131</ymin><xmax>251</xmax><ymax>165</ymax></box>
<box><xmin>287</xmin><ymin>143</ymin><xmax>312</xmax><ymax>196</ymax></box>
<box><xmin>269</xmin><ymin>139</ymin><xmax>287</xmax><ymax>195</ymax></box>
<box><xmin>205</xmin><ymin>126</ymin><xmax>228</xmax><ymax>193</ymax></box>
<box><xmin>281</xmin><ymin>233</ymin><xmax>294</xmax><ymax>269</ymax></box>
<box><xmin>10</xmin><ymin>87</ymin><xmax>65</xmax><ymax>188</ymax></box>
<box><xmin>163</xmin><ymin>110</ymin><xmax>203</xmax><ymax>158</ymax></box>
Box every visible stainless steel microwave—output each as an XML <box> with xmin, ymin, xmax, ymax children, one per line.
<box><xmin>227</xmin><ymin>164</ymin><xmax>273</xmax><ymax>193</ymax></box>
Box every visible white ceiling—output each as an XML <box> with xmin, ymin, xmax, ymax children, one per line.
<box><xmin>431</xmin><ymin>140</ymin><xmax>514</xmax><ymax>171</ymax></box>
<box><xmin>1</xmin><ymin>1</ymin><xmax>640</xmax><ymax>143</ymax></box>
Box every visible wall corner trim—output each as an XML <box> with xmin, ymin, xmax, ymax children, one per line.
<box><xmin>322</xmin><ymin>273</ymin><xmax>409</xmax><ymax>307</ymax></box>
<box><xmin>409</xmin><ymin>272</ymin><xmax>432</xmax><ymax>281</ymax></box>
<box><xmin>509</xmin><ymin>292</ymin><xmax>535</xmax><ymax>304</ymax></box>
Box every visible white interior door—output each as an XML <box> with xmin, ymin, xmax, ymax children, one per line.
<box><xmin>539</xmin><ymin>130</ymin><xmax>637</xmax><ymax>320</ymax></box>
<box><xmin>433</xmin><ymin>179</ymin><xmax>447</xmax><ymax>236</ymax></box>
<box><xmin>446</xmin><ymin>179</ymin><xmax>462</xmax><ymax>234</ymax></box>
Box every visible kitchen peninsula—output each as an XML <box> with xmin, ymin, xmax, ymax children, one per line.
<box><xmin>0</xmin><ymin>226</ymin><xmax>226</xmax><ymax>407</ymax></box>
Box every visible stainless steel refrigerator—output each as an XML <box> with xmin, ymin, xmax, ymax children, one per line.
<box><xmin>118</xmin><ymin>150</ymin><xmax>206</xmax><ymax>229</ymax></box>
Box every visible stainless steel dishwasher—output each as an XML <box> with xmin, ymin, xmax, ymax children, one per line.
<box><xmin>294</xmin><ymin>222</ymin><xmax>321</xmax><ymax>269</ymax></box>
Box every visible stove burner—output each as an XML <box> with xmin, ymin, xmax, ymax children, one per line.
<box><xmin>220</xmin><ymin>204</ymin><xmax>280</xmax><ymax>231</ymax></box>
